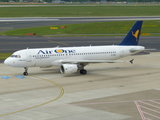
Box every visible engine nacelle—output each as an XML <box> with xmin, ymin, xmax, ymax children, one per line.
<box><xmin>60</xmin><ymin>64</ymin><xmax>78</xmax><ymax>74</ymax></box>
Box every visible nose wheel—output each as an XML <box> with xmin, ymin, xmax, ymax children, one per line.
<box><xmin>23</xmin><ymin>67</ymin><xmax>28</xmax><ymax>76</ymax></box>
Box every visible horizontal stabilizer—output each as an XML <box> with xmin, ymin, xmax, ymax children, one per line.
<box><xmin>144</xmin><ymin>49</ymin><xmax>157</xmax><ymax>51</ymax></box>
<box><xmin>130</xmin><ymin>48</ymin><xmax>156</xmax><ymax>53</ymax></box>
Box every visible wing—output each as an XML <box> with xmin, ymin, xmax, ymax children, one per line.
<box><xmin>60</xmin><ymin>59</ymin><xmax>134</xmax><ymax>64</ymax></box>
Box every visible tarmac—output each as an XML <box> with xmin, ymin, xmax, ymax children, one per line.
<box><xmin>0</xmin><ymin>52</ymin><xmax>160</xmax><ymax>120</ymax></box>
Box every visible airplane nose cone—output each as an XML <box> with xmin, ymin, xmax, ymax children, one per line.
<box><xmin>4</xmin><ymin>58</ymin><xmax>10</xmax><ymax>66</ymax></box>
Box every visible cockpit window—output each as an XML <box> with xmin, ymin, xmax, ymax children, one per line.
<box><xmin>10</xmin><ymin>55</ymin><xmax>21</xmax><ymax>58</ymax></box>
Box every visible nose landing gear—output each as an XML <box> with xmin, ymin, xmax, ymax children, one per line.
<box><xmin>23</xmin><ymin>67</ymin><xmax>28</xmax><ymax>76</ymax></box>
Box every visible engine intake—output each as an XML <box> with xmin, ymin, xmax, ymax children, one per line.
<box><xmin>60</xmin><ymin>64</ymin><xmax>78</xmax><ymax>74</ymax></box>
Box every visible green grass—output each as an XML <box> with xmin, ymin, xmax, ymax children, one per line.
<box><xmin>1</xmin><ymin>21</ymin><xmax>160</xmax><ymax>36</ymax></box>
<box><xmin>0</xmin><ymin>53</ymin><xmax>12</xmax><ymax>60</ymax></box>
<box><xmin>0</xmin><ymin>6</ymin><xmax>160</xmax><ymax>17</ymax></box>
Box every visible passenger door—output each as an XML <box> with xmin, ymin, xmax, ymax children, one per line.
<box><xmin>119</xmin><ymin>47</ymin><xmax>124</xmax><ymax>57</ymax></box>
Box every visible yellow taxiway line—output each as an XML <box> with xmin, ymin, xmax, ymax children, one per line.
<box><xmin>0</xmin><ymin>75</ymin><xmax>64</xmax><ymax>117</ymax></box>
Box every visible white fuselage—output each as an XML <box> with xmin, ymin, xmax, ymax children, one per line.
<box><xmin>4</xmin><ymin>45</ymin><xmax>145</xmax><ymax>68</ymax></box>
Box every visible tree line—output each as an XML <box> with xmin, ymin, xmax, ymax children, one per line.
<box><xmin>109</xmin><ymin>0</ymin><xmax>159</xmax><ymax>2</ymax></box>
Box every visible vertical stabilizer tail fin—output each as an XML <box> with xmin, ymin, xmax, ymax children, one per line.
<box><xmin>119</xmin><ymin>21</ymin><xmax>143</xmax><ymax>46</ymax></box>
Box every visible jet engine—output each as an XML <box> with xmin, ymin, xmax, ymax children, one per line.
<box><xmin>60</xmin><ymin>64</ymin><xmax>78</xmax><ymax>74</ymax></box>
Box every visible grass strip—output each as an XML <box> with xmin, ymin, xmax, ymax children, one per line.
<box><xmin>0</xmin><ymin>21</ymin><xmax>160</xmax><ymax>36</ymax></box>
<box><xmin>0</xmin><ymin>53</ymin><xmax>12</xmax><ymax>60</ymax></box>
<box><xmin>0</xmin><ymin>6</ymin><xmax>160</xmax><ymax>17</ymax></box>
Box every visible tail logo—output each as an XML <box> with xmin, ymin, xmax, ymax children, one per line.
<box><xmin>132</xmin><ymin>30</ymin><xmax>139</xmax><ymax>42</ymax></box>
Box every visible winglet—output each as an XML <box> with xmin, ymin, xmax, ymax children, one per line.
<box><xmin>129</xmin><ymin>59</ymin><xmax>134</xmax><ymax>64</ymax></box>
<box><xmin>119</xmin><ymin>21</ymin><xmax>143</xmax><ymax>46</ymax></box>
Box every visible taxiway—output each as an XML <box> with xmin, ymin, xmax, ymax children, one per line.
<box><xmin>0</xmin><ymin>52</ymin><xmax>160</xmax><ymax>120</ymax></box>
<box><xmin>0</xmin><ymin>36</ymin><xmax>159</xmax><ymax>53</ymax></box>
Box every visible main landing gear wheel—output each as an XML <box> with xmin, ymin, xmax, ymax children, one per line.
<box><xmin>23</xmin><ymin>67</ymin><xmax>28</xmax><ymax>76</ymax></box>
<box><xmin>80</xmin><ymin>69</ymin><xmax>87</xmax><ymax>75</ymax></box>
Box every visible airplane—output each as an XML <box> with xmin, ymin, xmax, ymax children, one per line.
<box><xmin>4</xmin><ymin>21</ymin><xmax>145</xmax><ymax>76</ymax></box>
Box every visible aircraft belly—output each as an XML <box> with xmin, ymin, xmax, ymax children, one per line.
<box><xmin>33</xmin><ymin>59</ymin><xmax>51</xmax><ymax>67</ymax></box>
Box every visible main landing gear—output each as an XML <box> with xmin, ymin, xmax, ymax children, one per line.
<box><xmin>23</xmin><ymin>67</ymin><xmax>28</xmax><ymax>76</ymax></box>
<box><xmin>78</xmin><ymin>63</ymin><xmax>87</xmax><ymax>75</ymax></box>
<box><xmin>80</xmin><ymin>69</ymin><xmax>87</xmax><ymax>75</ymax></box>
